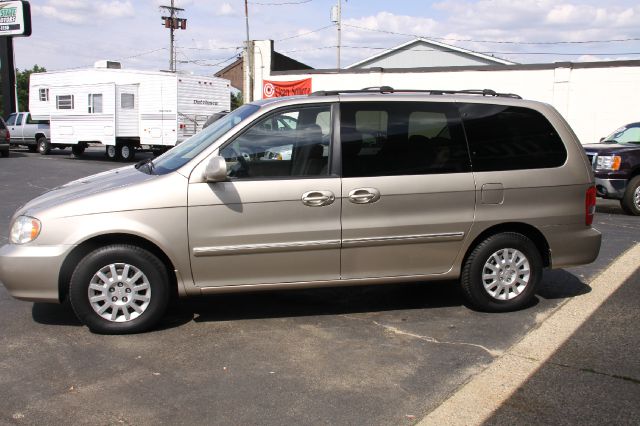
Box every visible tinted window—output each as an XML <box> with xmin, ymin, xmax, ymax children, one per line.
<box><xmin>340</xmin><ymin>102</ymin><xmax>470</xmax><ymax>177</ymax></box>
<box><xmin>15</xmin><ymin>114</ymin><xmax>23</xmax><ymax>126</ymax></box>
<box><xmin>5</xmin><ymin>113</ymin><xmax>16</xmax><ymax>126</ymax></box>
<box><xmin>221</xmin><ymin>105</ymin><xmax>331</xmax><ymax>179</ymax></box>
<box><xmin>460</xmin><ymin>104</ymin><xmax>567</xmax><ymax>171</ymax></box>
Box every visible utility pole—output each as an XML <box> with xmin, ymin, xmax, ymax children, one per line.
<box><xmin>331</xmin><ymin>0</ymin><xmax>341</xmax><ymax>70</ymax></box>
<box><xmin>160</xmin><ymin>0</ymin><xmax>187</xmax><ymax>72</ymax></box>
<box><xmin>244</xmin><ymin>0</ymin><xmax>253</xmax><ymax>102</ymax></box>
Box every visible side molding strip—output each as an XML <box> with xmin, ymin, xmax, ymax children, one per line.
<box><xmin>193</xmin><ymin>239</ymin><xmax>341</xmax><ymax>257</ymax></box>
<box><xmin>342</xmin><ymin>232</ymin><xmax>465</xmax><ymax>248</ymax></box>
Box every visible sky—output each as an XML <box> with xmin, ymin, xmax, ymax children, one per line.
<box><xmin>12</xmin><ymin>0</ymin><xmax>640</xmax><ymax>75</ymax></box>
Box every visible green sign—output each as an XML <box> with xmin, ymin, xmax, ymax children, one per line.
<box><xmin>0</xmin><ymin>1</ymin><xmax>31</xmax><ymax>37</ymax></box>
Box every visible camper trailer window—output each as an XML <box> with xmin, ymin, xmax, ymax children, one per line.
<box><xmin>56</xmin><ymin>95</ymin><xmax>74</xmax><ymax>110</ymax></box>
<box><xmin>39</xmin><ymin>88</ymin><xmax>49</xmax><ymax>102</ymax></box>
<box><xmin>121</xmin><ymin>93</ymin><xmax>135</xmax><ymax>109</ymax></box>
<box><xmin>88</xmin><ymin>94</ymin><xmax>103</xmax><ymax>113</ymax></box>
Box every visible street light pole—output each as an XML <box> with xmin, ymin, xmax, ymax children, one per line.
<box><xmin>337</xmin><ymin>0</ymin><xmax>341</xmax><ymax>70</ymax></box>
<box><xmin>244</xmin><ymin>0</ymin><xmax>253</xmax><ymax>102</ymax></box>
<box><xmin>331</xmin><ymin>0</ymin><xmax>342</xmax><ymax>70</ymax></box>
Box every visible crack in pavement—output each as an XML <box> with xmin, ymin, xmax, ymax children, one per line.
<box><xmin>341</xmin><ymin>314</ymin><xmax>500</xmax><ymax>357</ymax></box>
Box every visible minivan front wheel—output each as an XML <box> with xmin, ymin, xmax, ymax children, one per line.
<box><xmin>461</xmin><ymin>233</ymin><xmax>542</xmax><ymax>312</ymax></box>
<box><xmin>69</xmin><ymin>245</ymin><xmax>170</xmax><ymax>334</ymax></box>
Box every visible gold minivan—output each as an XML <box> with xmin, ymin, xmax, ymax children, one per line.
<box><xmin>0</xmin><ymin>89</ymin><xmax>602</xmax><ymax>334</ymax></box>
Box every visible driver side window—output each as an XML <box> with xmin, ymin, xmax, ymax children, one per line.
<box><xmin>220</xmin><ymin>105</ymin><xmax>331</xmax><ymax>179</ymax></box>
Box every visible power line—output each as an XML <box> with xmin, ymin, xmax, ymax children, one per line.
<box><xmin>276</xmin><ymin>24</ymin><xmax>334</xmax><ymax>42</ymax></box>
<box><xmin>249</xmin><ymin>0</ymin><xmax>312</xmax><ymax>5</ymax></box>
<box><xmin>344</xmin><ymin>23</ymin><xmax>640</xmax><ymax>45</ymax></box>
<box><xmin>177</xmin><ymin>45</ymin><xmax>242</xmax><ymax>51</ymax></box>
<box><xmin>338</xmin><ymin>45</ymin><xmax>640</xmax><ymax>56</ymax></box>
<box><xmin>281</xmin><ymin>44</ymin><xmax>640</xmax><ymax>57</ymax></box>
<box><xmin>177</xmin><ymin>52</ymin><xmax>241</xmax><ymax>68</ymax></box>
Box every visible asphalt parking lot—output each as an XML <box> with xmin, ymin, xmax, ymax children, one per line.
<box><xmin>0</xmin><ymin>146</ymin><xmax>638</xmax><ymax>425</ymax></box>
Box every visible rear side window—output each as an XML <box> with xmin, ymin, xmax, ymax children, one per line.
<box><xmin>5</xmin><ymin>113</ymin><xmax>16</xmax><ymax>126</ymax></box>
<box><xmin>460</xmin><ymin>104</ymin><xmax>567</xmax><ymax>171</ymax></box>
<box><xmin>341</xmin><ymin>102</ymin><xmax>470</xmax><ymax>177</ymax></box>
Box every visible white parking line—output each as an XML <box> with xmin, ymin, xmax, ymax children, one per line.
<box><xmin>418</xmin><ymin>243</ymin><xmax>640</xmax><ymax>426</ymax></box>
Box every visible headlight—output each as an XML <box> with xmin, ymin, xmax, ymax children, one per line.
<box><xmin>596</xmin><ymin>155</ymin><xmax>621</xmax><ymax>171</ymax></box>
<box><xmin>10</xmin><ymin>216</ymin><xmax>42</xmax><ymax>244</ymax></box>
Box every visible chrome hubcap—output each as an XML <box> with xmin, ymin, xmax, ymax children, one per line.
<box><xmin>634</xmin><ymin>186</ymin><xmax>640</xmax><ymax>209</ymax></box>
<box><xmin>88</xmin><ymin>263</ymin><xmax>151</xmax><ymax>322</ymax></box>
<box><xmin>482</xmin><ymin>248</ymin><xmax>530</xmax><ymax>301</ymax></box>
<box><xmin>107</xmin><ymin>146</ymin><xmax>116</xmax><ymax>157</ymax></box>
<box><xmin>122</xmin><ymin>146</ymin><xmax>130</xmax><ymax>158</ymax></box>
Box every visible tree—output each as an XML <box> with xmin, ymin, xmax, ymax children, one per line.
<box><xmin>230</xmin><ymin>91</ymin><xmax>243</xmax><ymax>110</ymax></box>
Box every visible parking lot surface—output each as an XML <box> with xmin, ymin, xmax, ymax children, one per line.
<box><xmin>1</xmin><ymin>147</ymin><xmax>638</xmax><ymax>425</ymax></box>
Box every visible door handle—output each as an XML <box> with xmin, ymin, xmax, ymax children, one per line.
<box><xmin>348</xmin><ymin>187</ymin><xmax>381</xmax><ymax>204</ymax></box>
<box><xmin>302</xmin><ymin>190</ymin><xmax>335</xmax><ymax>207</ymax></box>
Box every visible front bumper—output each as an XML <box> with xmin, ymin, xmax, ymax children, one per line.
<box><xmin>595</xmin><ymin>178</ymin><xmax>627</xmax><ymax>200</ymax></box>
<box><xmin>0</xmin><ymin>243</ymin><xmax>72</xmax><ymax>303</ymax></box>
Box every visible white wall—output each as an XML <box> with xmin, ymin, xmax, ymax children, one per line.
<box><xmin>251</xmin><ymin>46</ymin><xmax>640</xmax><ymax>145</ymax></box>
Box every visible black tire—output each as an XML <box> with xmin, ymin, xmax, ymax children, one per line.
<box><xmin>620</xmin><ymin>176</ymin><xmax>640</xmax><ymax>216</ymax></box>
<box><xmin>0</xmin><ymin>148</ymin><xmax>8</xmax><ymax>158</ymax></box>
<box><xmin>27</xmin><ymin>145</ymin><xmax>38</xmax><ymax>153</ymax></box>
<box><xmin>105</xmin><ymin>145</ymin><xmax>119</xmax><ymax>161</ymax></box>
<box><xmin>37</xmin><ymin>137</ymin><xmax>51</xmax><ymax>155</ymax></box>
<box><xmin>68</xmin><ymin>244</ymin><xmax>170</xmax><ymax>334</ymax></box>
<box><xmin>119</xmin><ymin>143</ymin><xmax>135</xmax><ymax>162</ymax></box>
<box><xmin>461</xmin><ymin>232</ymin><xmax>542</xmax><ymax>312</ymax></box>
<box><xmin>71</xmin><ymin>144</ymin><xmax>86</xmax><ymax>157</ymax></box>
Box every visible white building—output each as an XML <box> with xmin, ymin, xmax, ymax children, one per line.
<box><xmin>346</xmin><ymin>37</ymin><xmax>515</xmax><ymax>69</ymax></box>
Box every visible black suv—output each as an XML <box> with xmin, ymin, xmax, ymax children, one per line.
<box><xmin>584</xmin><ymin>122</ymin><xmax>640</xmax><ymax>215</ymax></box>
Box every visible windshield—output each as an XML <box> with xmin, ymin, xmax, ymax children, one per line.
<box><xmin>150</xmin><ymin>104</ymin><xmax>260</xmax><ymax>174</ymax></box>
<box><xmin>603</xmin><ymin>123</ymin><xmax>640</xmax><ymax>145</ymax></box>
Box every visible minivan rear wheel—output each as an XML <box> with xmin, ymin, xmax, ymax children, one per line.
<box><xmin>69</xmin><ymin>244</ymin><xmax>170</xmax><ymax>334</ymax></box>
<box><xmin>461</xmin><ymin>232</ymin><xmax>542</xmax><ymax>312</ymax></box>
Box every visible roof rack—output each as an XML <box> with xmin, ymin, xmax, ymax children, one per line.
<box><xmin>310</xmin><ymin>87</ymin><xmax>522</xmax><ymax>99</ymax></box>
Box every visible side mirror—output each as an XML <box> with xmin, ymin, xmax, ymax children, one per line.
<box><xmin>203</xmin><ymin>156</ymin><xmax>228</xmax><ymax>182</ymax></box>
<box><xmin>600</xmin><ymin>137</ymin><xmax>605</xmax><ymax>142</ymax></box>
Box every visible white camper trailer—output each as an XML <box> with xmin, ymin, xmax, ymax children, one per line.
<box><xmin>29</xmin><ymin>61</ymin><xmax>231</xmax><ymax>160</ymax></box>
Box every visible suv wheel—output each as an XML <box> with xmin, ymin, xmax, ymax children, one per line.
<box><xmin>620</xmin><ymin>176</ymin><xmax>640</xmax><ymax>216</ymax></box>
<box><xmin>461</xmin><ymin>232</ymin><xmax>542</xmax><ymax>312</ymax></box>
<box><xmin>69</xmin><ymin>245</ymin><xmax>170</xmax><ymax>334</ymax></box>
<box><xmin>37</xmin><ymin>137</ymin><xmax>51</xmax><ymax>155</ymax></box>
<box><xmin>0</xmin><ymin>148</ymin><xmax>8</xmax><ymax>157</ymax></box>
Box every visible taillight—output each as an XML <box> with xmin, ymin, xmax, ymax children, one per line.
<box><xmin>585</xmin><ymin>186</ymin><xmax>596</xmax><ymax>226</ymax></box>
<box><xmin>5</xmin><ymin>130</ymin><xmax>9</xmax><ymax>141</ymax></box>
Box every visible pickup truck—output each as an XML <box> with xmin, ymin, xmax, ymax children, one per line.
<box><xmin>584</xmin><ymin>122</ymin><xmax>640</xmax><ymax>216</ymax></box>
<box><xmin>6</xmin><ymin>112</ymin><xmax>51</xmax><ymax>154</ymax></box>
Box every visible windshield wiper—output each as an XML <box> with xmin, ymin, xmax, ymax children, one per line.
<box><xmin>135</xmin><ymin>158</ymin><xmax>155</xmax><ymax>174</ymax></box>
